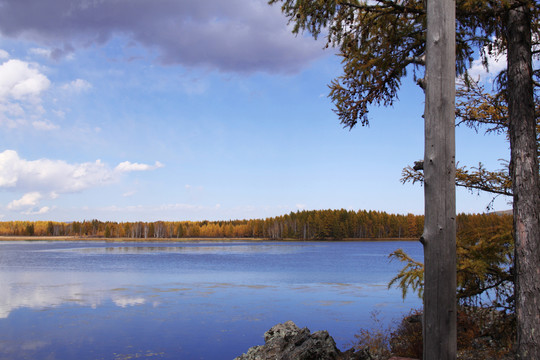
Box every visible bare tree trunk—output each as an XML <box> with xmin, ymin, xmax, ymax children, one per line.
<box><xmin>423</xmin><ymin>0</ymin><xmax>456</xmax><ymax>358</ymax></box>
<box><xmin>506</xmin><ymin>3</ymin><xmax>540</xmax><ymax>359</ymax></box>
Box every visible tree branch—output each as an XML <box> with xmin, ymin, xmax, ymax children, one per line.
<box><xmin>339</xmin><ymin>0</ymin><xmax>426</xmax><ymax>15</ymax></box>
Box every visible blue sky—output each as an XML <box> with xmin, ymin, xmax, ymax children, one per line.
<box><xmin>0</xmin><ymin>0</ymin><xmax>511</xmax><ymax>222</ymax></box>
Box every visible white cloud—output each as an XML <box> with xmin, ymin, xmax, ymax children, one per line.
<box><xmin>0</xmin><ymin>150</ymin><xmax>164</xmax><ymax>211</ymax></box>
<box><xmin>0</xmin><ymin>59</ymin><xmax>50</xmax><ymax>100</ymax></box>
<box><xmin>0</xmin><ymin>49</ymin><xmax>9</xmax><ymax>59</ymax></box>
<box><xmin>32</xmin><ymin>120</ymin><xmax>59</xmax><ymax>131</ymax></box>
<box><xmin>0</xmin><ymin>149</ymin><xmax>115</xmax><ymax>192</ymax></box>
<box><xmin>52</xmin><ymin>109</ymin><xmax>66</xmax><ymax>118</ymax></box>
<box><xmin>0</xmin><ymin>59</ymin><xmax>50</xmax><ymax>128</ymax></box>
<box><xmin>23</xmin><ymin>206</ymin><xmax>50</xmax><ymax>215</ymax></box>
<box><xmin>7</xmin><ymin>192</ymin><xmax>42</xmax><ymax>210</ymax></box>
<box><xmin>0</xmin><ymin>102</ymin><xmax>24</xmax><ymax>118</ymax></box>
<box><xmin>7</xmin><ymin>192</ymin><xmax>51</xmax><ymax>215</ymax></box>
<box><xmin>0</xmin><ymin>150</ymin><xmax>20</xmax><ymax>187</ymax></box>
<box><xmin>61</xmin><ymin>78</ymin><xmax>92</xmax><ymax>93</ymax></box>
<box><xmin>0</xmin><ymin>115</ymin><xmax>26</xmax><ymax>128</ymax></box>
<box><xmin>467</xmin><ymin>48</ymin><xmax>506</xmax><ymax>83</ymax></box>
<box><xmin>115</xmin><ymin>161</ymin><xmax>164</xmax><ymax>172</ymax></box>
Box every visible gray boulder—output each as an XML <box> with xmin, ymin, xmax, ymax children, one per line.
<box><xmin>234</xmin><ymin>321</ymin><xmax>371</xmax><ymax>360</ymax></box>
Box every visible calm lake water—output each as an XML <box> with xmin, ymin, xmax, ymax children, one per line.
<box><xmin>0</xmin><ymin>240</ymin><xmax>422</xmax><ymax>360</ymax></box>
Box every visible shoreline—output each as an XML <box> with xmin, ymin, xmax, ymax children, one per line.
<box><xmin>0</xmin><ymin>236</ymin><xmax>419</xmax><ymax>242</ymax></box>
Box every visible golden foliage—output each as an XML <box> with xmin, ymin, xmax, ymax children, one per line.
<box><xmin>0</xmin><ymin>209</ymin><xmax>427</xmax><ymax>240</ymax></box>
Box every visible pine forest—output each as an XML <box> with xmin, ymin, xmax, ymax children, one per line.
<box><xmin>0</xmin><ymin>209</ymin><xmax>511</xmax><ymax>241</ymax></box>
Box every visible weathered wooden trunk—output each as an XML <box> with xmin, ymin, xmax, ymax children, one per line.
<box><xmin>506</xmin><ymin>4</ymin><xmax>540</xmax><ymax>359</ymax></box>
<box><xmin>423</xmin><ymin>0</ymin><xmax>456</xmax><ymax>358</ymax></box>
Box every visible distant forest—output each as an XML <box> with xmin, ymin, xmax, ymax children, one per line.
<box><xmin>0</xmin><ymin>209</ymin><xmax>511</xmax><ymax>241</ymax></box>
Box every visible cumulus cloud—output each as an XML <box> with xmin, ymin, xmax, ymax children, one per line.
<box><xmin>0</xmin><ymin>59</ymin><xmax>51</xmax><ymax>128</ymax></box>
<box><xmin>7</xmin><ymin>192</ymin><xmax>42</xmax><ymax>210</ymax></box>
<box><xmin>0</xmin><ymin>59</ymin><xmax>50</xmax><ymax>101</ymax></box>
<box><xmin>0</xmin><ymin>149</ymin><xmax>115</xmax><ymax>192</ymax></box>
<box><xmin>0</xmin><ymin>49</ymin><xmax>9</xmax><ymax>59</ymax></box>
<box><xmin>0</xmin><ymin>0</ymin><xmax>325</xmax><ymax>73</ymax></box>
<box><xmin>0</xmin><ymin>57</ymin><xmax>94</xmax><ymax>129</ymax></box>
<box><xmin>6</xmin><ymin>192</ymin><xmax>51</xmax><ymax>215</ymax></box>
<box><xmin>0</xmin><ymin>150</ymin><xmax>164</xmax><ymax>212</ymax></box>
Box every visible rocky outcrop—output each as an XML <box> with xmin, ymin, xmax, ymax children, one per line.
<box><xmin>234</xmin><ymin>321</ymin><xmax>371</xmax><ymax>360</ymax></box>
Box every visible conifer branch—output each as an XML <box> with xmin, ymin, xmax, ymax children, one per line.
<box><xmin>338</xmin><ymin>0</ymin><xmax>425</xmax><ymax>15</ymax></box>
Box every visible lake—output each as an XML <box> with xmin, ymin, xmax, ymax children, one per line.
<box><xmin>0</xmin><ymin>240</ymin><xmax>422</xmax><ymax>359</ymax></box>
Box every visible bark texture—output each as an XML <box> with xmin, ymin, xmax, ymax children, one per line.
<box><xmin>506</xmin><ymin>3</ymin><xmax>540</xmax><ymax>359</ymax></box>
<box><xmin>422</xmin><ymin>0</ymin><xmax>457</xmax><ymax>358</ymax></box>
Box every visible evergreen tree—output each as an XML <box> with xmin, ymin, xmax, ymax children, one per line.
<box><xmin>269</xmin><ymin>0</ymin><xmax>539</xmax><ymax>357</ymax></box>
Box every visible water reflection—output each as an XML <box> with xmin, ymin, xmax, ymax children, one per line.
<box><xmin>0</xmin><ymin>271</ymin><xmax>389</xmax><ymax>319</ymax></box>
<box><xmin>0</xmin><ymin>241</ymin><xmax>422</xmax><ymax>359</ymax></box>
<box><xmin>0</xmin><ymin>271</ymin><xmax>145</xmax><ymax>318</ymax></box>
<box><xmin>65</xmin><ymin>243</ymin><xmax>308</xmax><ymax>255</ymax></box>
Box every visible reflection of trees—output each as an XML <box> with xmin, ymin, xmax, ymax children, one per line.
<box><xmin>79</xmin><ymin>245</ymin><xmax>299</xmax><ymax>255</ymax></box>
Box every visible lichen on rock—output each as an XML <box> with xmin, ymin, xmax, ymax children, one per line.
<box><xmin>234</xmin><ymin>321</ymin><xmax>371</xmax><ymax>360</ymax></box>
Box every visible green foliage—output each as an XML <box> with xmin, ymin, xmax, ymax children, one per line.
<box><xmin>388</xmin><ymin>213</ymin><xmax>514</xmax><ymax>309</ymax></box>
<box><xmin>402</xmin><ymin>75</ymin><xmax>539</xmax><ymax>201</ymax></box>
<box><xmin>456</xmin><ymin>216</ymin><xmax>513</xmax><ymax>309</ymax></box>
<box><xmin>388</xmin><ymin>248</ymin><xmax>424</xmax><ymax>299</ymax></box>
<box><xmin>269</xmin><ymin>0</ymin><xmax>539</xmax><ymax>129</ymax></box>
<box><xmin>270</xmin><ymin>0</ymin><xmax>427</xmax><ymax>127</ymax></box>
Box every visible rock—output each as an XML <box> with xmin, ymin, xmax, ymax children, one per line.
<box><xmin>234</xmin><ymin>321</ymin><xmax>371</xmax><ymax>360</ymax></box>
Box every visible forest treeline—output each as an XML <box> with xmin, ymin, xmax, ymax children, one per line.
<box><xmin>0</xmin><ymin>209</ymin><xmax>512</xmax><ymax>241</ymax></box>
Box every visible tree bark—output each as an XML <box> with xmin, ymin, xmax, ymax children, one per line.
<box><xmin>506</xmin><ymin>3</ymin><xmax>540</xmax><ymax>359</ymax></box>
<box><xmin>422</xmin><ymin>0</ymin><xmax>456</xmax><ymax>358</ymax></box>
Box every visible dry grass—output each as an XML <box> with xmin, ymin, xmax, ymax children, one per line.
<box><xmin>351</xmin><ymin>307</ymin><xmax>515</xmax><ymax>360</ymax></box>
